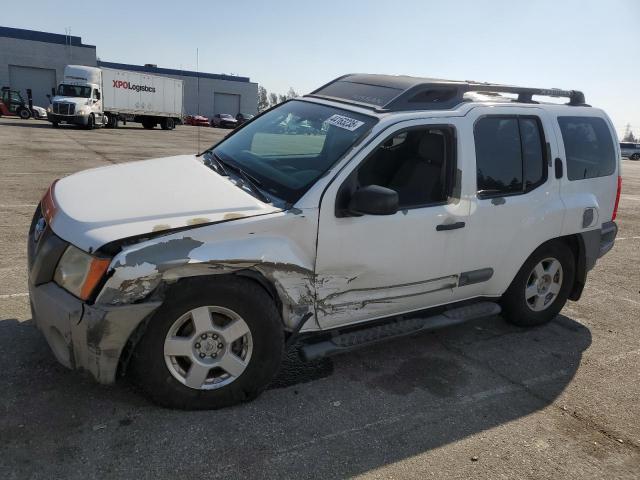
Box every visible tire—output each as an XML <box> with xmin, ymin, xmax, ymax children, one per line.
<box><xmin>501</xmin><ymin>240</ymin><xmax>575</xmax><ymax>327</ymax></box>
<box><xmin>51</xmin><ymin>122</ymin><xmax>59</xmax><ymax>128</ymax></box>
<box><xmin>161</xmin><ymin>117</ymin><xmax>175</xmax><ymax>130</ymax></box>
<box><xmin>19</xmin><ymin>108</ymin><xmax>31</xmax><ymax>120</ymax></box>
<box><xmin>631</xmin><ymin>153</ymin><xmax>640</xmax><ymax>160</ymax></box>
<box><xmin>131</xmin><ymin>277</ymin><xmax>284</xmax><ymax>409</ymax></box>
<box><xmin>142</xmin><ymin>118</ymin><xmax>155</xmax><ymax>129</ymax></box>
<box><xmin>86</xmin><ymin>114</ymin><xmax>94</xmax><ymax>130</ymax></box>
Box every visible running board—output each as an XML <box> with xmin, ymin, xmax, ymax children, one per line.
<box><xmin>300</xmin><ymin>301</ymin><xmax>501</xmax><ymax>362</ymax></box>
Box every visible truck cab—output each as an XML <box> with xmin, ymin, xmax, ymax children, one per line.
<box><xmin>48</xmin><ymin>65</ymin><xmax>104</xmax><ymax>128</ymax></box>
<box><xmin>28</xmin><ymin>74</ymin><xmax>621</xmax><ymax>409</ymax></box>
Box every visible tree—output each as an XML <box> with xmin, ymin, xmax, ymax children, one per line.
<box><xmin>257</xmin><ymin>86</ymin><xmax>269</xmax><ymax>112</ymax></box>
<box><xmin>278</xmin><ymin>94</ymin><xmax>288</xmax><ymax>104</ymax></box>
<box><xmin>622</xmin><ymin>123</ymin><xmax>637</xmax><ymax>143</ymax></box>
<box><xmin>268</xmin><ymin>92</ymin><xmax>279</xmax><ymax>108</ymax></box>
<box><xmin>286</xmin><ymin>87</ymin><xmax>298</xmax><ymax>99</ymax></box>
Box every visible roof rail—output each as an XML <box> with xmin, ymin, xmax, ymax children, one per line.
<box><xmin>307</xmin><ymin>74</ymin><xmax>588</xmax><ymax>111</ymax></box>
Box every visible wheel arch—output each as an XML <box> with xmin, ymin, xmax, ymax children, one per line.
<box><xmin>115</xmin><ymin>270</ymin><xmax>289</xmax><ymax>379</ymax></box>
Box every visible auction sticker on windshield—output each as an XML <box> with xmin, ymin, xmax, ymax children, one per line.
<box><xmin>326</xmin><ymin>114</ymin><xmax>365</xmax><ymax>131</ymax></box>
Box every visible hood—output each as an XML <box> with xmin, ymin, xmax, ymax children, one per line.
<box><xmin>50</xmin><ymin>155</ymin><xmax>282</xmax><ymax>252</ymax></box>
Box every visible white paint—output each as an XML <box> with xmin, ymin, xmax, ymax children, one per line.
<box><xmin>0</xmin><ymin>293</ymin><xmax>29</xmax><ymax>299</ymax></box>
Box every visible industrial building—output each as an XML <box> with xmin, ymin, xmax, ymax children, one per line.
<box><xmin>0</xmin><ymin>26</ymin><xmax>258</xmax><ymax>117</ymax></box>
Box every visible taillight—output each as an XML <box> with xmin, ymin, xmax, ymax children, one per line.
<box><xmin>612</xmin><ymin>175</ymin><xmax>622</xmax><ymax>221</ymax></box>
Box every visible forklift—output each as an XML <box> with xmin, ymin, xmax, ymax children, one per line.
<box><xmin>0</xmin><ymin>87</ymin><xmax>32</xmax><ymax>119</ymax></box>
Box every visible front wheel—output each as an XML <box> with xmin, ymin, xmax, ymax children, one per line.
<box><xmin>161</xmin><ymin>117</ymin><xmax>175</xmax><ymax>130</ymax></box>
<box><xmin>19</xmin><ymin>108</ymin><xmax>31</xmax><ymax>120</ymax></box>
<box><xmin>631</xmin><ymin>153</ymin><xmax>640</xmax><ymax>160</ymax></box>
<box><xmin>86</xmin><ymin>114</ymin><xmax>95</xmax><ymax>130</ymax></box>
<box><xmin>131</xmin><ymin>277</ymin><xmax>284</xmax><ymax>409</ymax></box>
<box><xmin>501</xmin><ymin>241</ymin><xmax>575</xmax><ymax>327</ymax></box>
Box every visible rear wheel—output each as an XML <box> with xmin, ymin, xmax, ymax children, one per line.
<box><xmin>131</xmin><ymin>277</ymin><xmax>284</xmax><ymax>409</ymax></box>
<box><xmin>501</xmin><ymin>241</ymin><xmax>575</xmax><ymax>326</ymax></box>
<box><xmin>19</xmin><ymin>108</ymin><xmax>31</xmax><ymax>120</ymax></box>
<box><xmin>631</xmin><ymin>153</ymin><xmax>640</xmax><ymax>160</ymax></box>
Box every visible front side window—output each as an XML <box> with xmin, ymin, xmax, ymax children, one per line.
<box><xmin>558</xmin><ymin>116</ymin><xmax>616</xmax><ymax>180</ymax></box>
<box><xmin>352</xmin><ymin>126</ymin><xmax>455</xmax><ymax>209</ymax></box>
<box><xmin>211</xmin><ymin>100</ymin><xmax>377</xmax><ymax>204</ymax></box>
<box><xmin>474</xmin><ymin>116</ymin><xmax>547</xmax><ymax>197</ymax></box>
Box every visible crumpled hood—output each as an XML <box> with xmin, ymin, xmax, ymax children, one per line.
<box><xmin>50</xmin><ymin>155</ymin><xmax>281</xmax><ymax>252</ymax></box>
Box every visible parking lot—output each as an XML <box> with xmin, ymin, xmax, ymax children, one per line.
<box><xmin>0</xmin><ymin>117</ymin><xmax>638</xmax><ymax>479</ymax></box>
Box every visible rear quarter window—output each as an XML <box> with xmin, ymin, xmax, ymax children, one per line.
<box><xmin>557</xmin><ymin>116</ymin><xmax>616</xmax><ymax>180</ymax></box>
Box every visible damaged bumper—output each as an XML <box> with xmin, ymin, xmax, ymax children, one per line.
<box><xmin>29</xmin><ymin>281</ymin><xmax>160</xmax><ymax>384</ymax></box>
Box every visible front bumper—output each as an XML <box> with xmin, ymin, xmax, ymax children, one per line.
<box><xmin>27</xmin><ymin>207</ymin><xmax>161</xmax><ymax>384</ymax></box>
<box><xmin>29</xmin><ymin>281</ymin><xmax>160</xmax><ymax>383</ymax></box>
<box><xmin>47</xmin><ymin>113</ymin><xmax>89</xmax><ymax>126</ymax></box>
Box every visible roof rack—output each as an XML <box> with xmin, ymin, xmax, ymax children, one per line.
<box><xmin>307</xmin><ymin>74</ymin><xmax>588</xmax><ymax>112</ymax></box>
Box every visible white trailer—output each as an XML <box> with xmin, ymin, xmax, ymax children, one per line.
<box><xmin>48</xmin><ymin>65</ymin><xmax>183</xmax><ymax>130</ymax></box>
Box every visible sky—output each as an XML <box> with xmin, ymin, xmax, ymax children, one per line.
<box><xmin>4</xmin><ymin>0</ymin><xmax>639</xmax><ymax>138</ymax></box>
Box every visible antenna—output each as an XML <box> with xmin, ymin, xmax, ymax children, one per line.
<box><xmin>196</xmin><ymin>48</ymin><xmax>200</xmax><ymax>154</ymax></box>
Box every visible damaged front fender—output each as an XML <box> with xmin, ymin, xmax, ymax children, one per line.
<box><xmin>95</xmin><ymin>210</ymin><xmax>319</xmax><ymax>331</ymax></box>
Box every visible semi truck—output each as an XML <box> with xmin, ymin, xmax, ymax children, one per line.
<box><xmin>47</xmin><ymin>65</ymin><xmax>183</xmax><ymax>130</ymax></box>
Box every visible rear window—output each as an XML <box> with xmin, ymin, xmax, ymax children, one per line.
<box><xmin>474</xmin><ymin>116</ymin><xmax>547</xmax><ymax>197</ymax></box>
<box><xmin>557</xmin><ymin>116</ymin><xmax>616</xmax><ymax>180</ymax></box>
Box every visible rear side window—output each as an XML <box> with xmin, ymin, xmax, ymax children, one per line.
<box><xmin>474</xmin><ymin>116</ymin><xmax>547</xmax><ymax>197</ymax></box>
<box><xmin>557</xmin><ymin>116</ymin><xmax>616</xmax><ymax>180</ymax></box>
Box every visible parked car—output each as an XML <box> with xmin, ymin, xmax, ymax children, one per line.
<box><xmin>210</xmin><ymin>113</ymin><xmax>238</xmax><ymax>128</ymax></box>
<box><xmin>31</xmin><ymin>105</ymin><xmax>47</xmax><ymax>119</ymax></box>
<box><xmin>184</xmin><ymin>114</ymin><xmax>210</xmax><ymax>127</ymax></box>
<box><xmin>28</xmin><ymin>74</ymin><xmax>620</xmax><ymax>409</ymax></box>
<box><xmin>235</xmin><ymin>113</ymin><xmax>254</xmax><ymax>125</ymax></box>
<box><xmin>620</xmin><ymin>142</ymin><xmax>640</xmax><ymax>160</ymax></box>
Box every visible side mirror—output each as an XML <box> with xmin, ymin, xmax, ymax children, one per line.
<box><xmin>348</xmin><ymin>185</ymin><xmax>399</xmax><ymax>216</ymax></box>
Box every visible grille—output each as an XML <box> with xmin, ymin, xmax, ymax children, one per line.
<box><xmin>53</xmin><ymin>102</ymin><xmax>75</xmax><ymax>115</ymax></box>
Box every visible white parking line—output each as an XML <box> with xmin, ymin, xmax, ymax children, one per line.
<box><xmin>616</xmin><ymin>236</ymin><xmax>640</xmax><ymax>241</ymax></box>
<box><xmin>0</xmin><ymin>204</ymin><xmax>38</xmax><ymax>208</ymax></box>
<box><xmin>0</xmin><ymin>293</ymin><xmax>29</xmax><ymax>299</ymax></box>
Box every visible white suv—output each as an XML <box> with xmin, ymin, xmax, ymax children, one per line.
<box><xmin>28</xmin><ymin>74</ymin><xmax>621</xmax><ymax>409</ymax></box>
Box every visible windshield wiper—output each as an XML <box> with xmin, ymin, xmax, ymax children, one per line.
<box><xmin>230</xmin><ymin>166</ymin><xmax>271</xmax><ymax>204</ymax></box>
<box><xmin>209</xmin><ymin>152</ymin><xmax>270</xmax><ymax>204</ymax></box>
<box><xmin>203</xmin><ymin>151</ymin><xmax>228</xmax><ymax>176</ymax></box>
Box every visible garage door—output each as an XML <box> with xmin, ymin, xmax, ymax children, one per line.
<box><xmin>213</xmin><ymin>93</ymin><xmax>240</xmax><ymax>116</ymax></box>
<box><xmin>9</xmin><ymin>65</ymin><xmax>57</xmax><ymax>108</ymax></box>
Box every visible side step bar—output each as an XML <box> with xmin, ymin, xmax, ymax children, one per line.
<box><xmin>300</xmin><ymin>301</ymin><xmax>501</xmax><ymax>362</ymax></box>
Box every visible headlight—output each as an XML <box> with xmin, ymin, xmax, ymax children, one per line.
<box><xmin>54</xmin><ymin>245</ymin><xmax>111</xmax><ymax>300</ymax></box>
<box><xmin>46</xmin><ymin>106</ymin><xmax>52</xmax><ymax>113</ymax></box>
<box><xmin>77</xmin><ymin>108</ymin><xmax>88</xmax><ymax>115</ymax></box>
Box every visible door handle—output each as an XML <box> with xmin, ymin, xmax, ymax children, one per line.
<box><xmin>436</xmin><ymin>221</ymin><xmax>465</xmax><ymax>231</ymax></box>
<box><xmin>555</xmin><ymin>158</ymin><xmax>563</xmax><ymax>179</ymax></box>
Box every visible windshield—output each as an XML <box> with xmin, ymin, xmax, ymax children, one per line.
<box><xmin>212</xmin><ymin>100</ymin><xmax>377</xmax><ymax>203</ymax></box>
<box><xmin>221</xmin><ymin>114</ymin><xmax>233</xmax><ymax>119</ymax></box>
<box><xmin>57</xmin><ymin>84</ymin><xmax>91</xmax><ymax>98</ymax></box>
